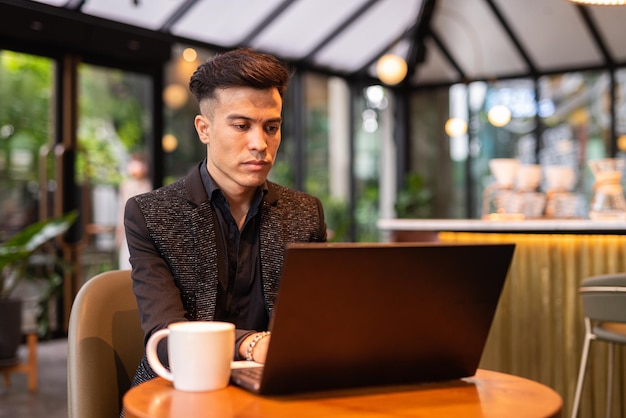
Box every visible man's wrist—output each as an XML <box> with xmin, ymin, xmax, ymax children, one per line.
<box><xmin>245</xmin><ymin>331</ymin><xmax>271</xmax><ymax>362</ymax></box>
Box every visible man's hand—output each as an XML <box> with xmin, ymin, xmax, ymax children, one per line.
<box><xmin>239</xmin><ymin>331</ymin><xmax>271</xmax><ymax>363</ymax></box>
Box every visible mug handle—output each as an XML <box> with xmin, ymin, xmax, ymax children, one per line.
<box><xmin>146</xmin><ymin>328</ymin><xmax>174</xmax><ymax>382</ymax></box>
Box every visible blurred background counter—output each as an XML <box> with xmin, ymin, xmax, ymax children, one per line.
<box><xmin>378</xmin><ymin>218</ymin><xmax>626</xmax><ymax>418</ymax></box>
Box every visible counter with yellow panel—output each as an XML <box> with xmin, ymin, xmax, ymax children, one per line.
<box><xmin>377</xmin><ymin>219</ymin><xmax>626</xmax><ymax>418</ymax></box>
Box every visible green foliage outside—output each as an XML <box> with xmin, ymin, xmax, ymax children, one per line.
<box><xmin>0</xmin><ymin>51</ymin><xmax>149</xmax><ymax>189</ymax></box>
<box><xmin>76</xmin><ymin>65</ymin><xmax>150</xmax><ymax>186</ymax></box>
<box><xmin>1</xmin><ymin>51</ymin><xmax>151</xmax><ymax>292</ymax></box>
<box><xmin>354</xmin><ymin>179</ymin><xmax>380</xmax><ymax>242</ymax></box>
<box><xmin>0</xmin><ymin>211</ymin><xmax>77</xmax><ymax>336</ymax></box>
<box><xmin>395</xmin><ymin>172</ymin><xmax>432</xmax><ymax>218</ymax></box>
<box><xmin>0</xmin><ymin>51</ymin><xmax>53</xmax><ymax>185</ymax></box>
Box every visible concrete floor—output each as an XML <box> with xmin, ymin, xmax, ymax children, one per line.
<box><xmin>0</xmin><ymin>338</ymin><xmax>68</xmax><ymax>418</ymax></box>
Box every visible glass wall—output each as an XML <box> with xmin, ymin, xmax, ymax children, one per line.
<box><xmin>0</xmin><ymin>50</ymin><xmax>54</xmax><ymax>239</ymax></box>
<box><xmin>301</xmin><ymin>74</ymin><xmax>351</xmax><ymax>242</ymax></box>
<box><xmin>617</xmin><ymin>68</ymin><xmax>626</xmax><ymax>161</ymax></box>
<box><xmin>162</xmin><ymin>45</ymin><xmax>211</xmax><ymax>184</ymax></box>
<box><xmin>470</xmin><ymin>78</ymin><xmax>538</xmax><ymax>218</ymax></box>
<box><xmin>410</xmin><ymin>69</ymin><xmax>619</xmax><ymax>220</ymax></box>
<box><xmin>77</xmin><ymin>63</ymin><xmax>154</xmax><ymax>274</ymax></box>
<box><xmin>538</xmin><ymin>71</ymin><xmax>610</xmax><ymax>208</ymax></box>
<box><xmin>0</xmin><ymin>50</ymin><xmax>59</xmax><ymax>333</ymax></box>
<box><xmin>274</xmin><ymin>72</ymin><xmax>354</xmax><ymax>241</ymax></box>
<box><xmin>352</xmin><ymin>85</ymin><xmax>388</xmax><ymax>241</ymax></box>
<box><xmin>0</xmin><ymin>46</ymin><xmax>164</xmax><ymax>332</ymax></box>
<box><xmin>408</xmin><ymin>87</ymin><xmax>454</xmax><ymax>218</ymax></box>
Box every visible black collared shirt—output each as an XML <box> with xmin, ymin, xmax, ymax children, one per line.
<box><xmin>200</xmin><ymin>162</ymin><xmax>269</xmax><ymax>332</ymax></box>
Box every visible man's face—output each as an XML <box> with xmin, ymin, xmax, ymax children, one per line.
<box><xmin>194</xmin><ymin>86</ymin><xmax>282</xmax><ymax>197</ymax></box>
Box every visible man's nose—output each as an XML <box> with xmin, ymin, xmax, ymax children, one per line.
<box><xmin>248</xmin><ymin>128</ymin><xmax>268</xmax><ymax>151</ymax></box>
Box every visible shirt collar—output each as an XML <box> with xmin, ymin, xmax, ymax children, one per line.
<box><xmin>200</xmin><ymin>159</ymin><xmax>268</xmax><ymax>204</ymax></box>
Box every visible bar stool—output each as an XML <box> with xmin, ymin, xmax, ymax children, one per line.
<box><xmin>571</xmin><ymin>273</ymin><xmax>626</xmax><ymax>418</ymax></box>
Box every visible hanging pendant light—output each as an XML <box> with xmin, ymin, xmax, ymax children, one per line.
<box><xmin>376</xmin><ymin>54</ymin><xmax>408</xmax><ymax>85</ymax></box>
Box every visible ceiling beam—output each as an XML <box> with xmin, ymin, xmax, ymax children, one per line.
<box><xmin>352</xmin><ymin>0</ymin><xmax>435</xmax><ymax>79</ymax></box>
<box><xmin>66</xmin><ymin>0</ymin><xmax>85</xmax><ymax>10</ymax></box>
<box><xmin>160</xmin><ymin>0</ymin><xmax>200</xmax><ymax>32</ymax></box>
<box><xmin>239</xmin><ymin>0</ymin><xmax>298</xmax><ymax>46</ymax></box>
<box><xmin>429</xmin><ymin>29</ymin><xmax>466</xmax><ymax>82</ymax></box>
<box><xmin>353</xmin><ymin>22</ymin><xmax>416</xmax><ymax>78</ymax></box>
<box><xmin>483</xmin><ymin>0</ymin><xmax>537</xmax><ymax>76</ymax></box>
<box><xmin>0</xmin><ymin>1</ymin><xmax>171</xmax><ymax>65</ymax></box>
<box><xmin>300</xmin><ymin>0</ymin><xmax>381</xmax><ymax>63</ymax></box>
<box><xmin>575</xmin><ymin>5</ymin><xmax>614</xmax><ymax>66</ymax></box>
<box><xmin>404</xmin><ymin>0</ymin><xmax>437</xmax><ymax>82</ymax></box>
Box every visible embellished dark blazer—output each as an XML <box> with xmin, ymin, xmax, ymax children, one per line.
<box><xmin>124</xmin><ymin>163</ymin><xmax>327</xmax><ymax>386</ymax></box>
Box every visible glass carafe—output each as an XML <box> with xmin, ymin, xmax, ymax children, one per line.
<box><xmin>588</xmin><ymin>158</ymin><xmax>626</xmax><ymax>220</ymax></box>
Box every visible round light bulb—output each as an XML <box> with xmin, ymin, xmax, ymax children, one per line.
<box><xmin>162</xmin><ymin>134</ymin><xmax>178</xmax><ymax>153</ymax></box>
<box><xmin>182</xmin><ymin>48</ymin><xmax>197</xmax><ymax>62</ymax></box>
<box><xmin>488</xmin><ymin>105</ymin><xmax>512</xmax><ymax>127</ymax></box>
<box><xmin>163</xmin><ymin>84</ymin><xmax>188</xmax><ymax>110</ymax></box>
<box><xmin>445</xmin><ymin>118</ymin><xmax>468</xmax><ymax>137</ymax></box>
<box><xmin>376</xmin><ymin>54</ymin><xmax>408</xmax><ymax>85</ymax></box>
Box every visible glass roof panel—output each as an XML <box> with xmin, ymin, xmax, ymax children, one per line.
<box><xmin>495</xmin><ymin>0</ymin><xmax>602</xmax><ymax>70</ymax></box>
<box><xmin>20</xmin><ymin>0</ymin><xmax>626</xmax><ymax>87</ymax></box>
<box><xmin>433</xmin><ymin>0</ymin><xmax>527</xmax><ymax>80</ymax></box>
<box><xmin>170</xmin><ymin>0</ymin><xmax>285</xmax><ymax>47</ymax></box>
<box><xmin>590</xmin><ymin>6</ymin><xmax>626</xmax><ymax>61</ymax></box>
<box><xmin>312</xmin><ymin>0</ymin><xmax>424</xmax><ymax>73</ymax></box>
<box><xmin>81</xmin><ymin>0</ymin><xmax>186</xmax><ymax>30</ymax></box>
<box><xmin>413</xmin><ymin>38</ymin><xmax>462</xmax><ymax>85</ymax></box>
<box><xmin>249</xmin><ymin>0</ymin><xmax>371</xmax><ymax>60</ymax></box>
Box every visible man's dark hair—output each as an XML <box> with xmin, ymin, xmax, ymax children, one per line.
<box><xmin>189</xmin><ymin>48</ymin><xmax>290</xmax><ymax>103</ymax></box>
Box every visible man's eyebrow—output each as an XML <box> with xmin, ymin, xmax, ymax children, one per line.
<box><xmin>226</xmin><ymin>114</ymin><xmax>282</xmax><ymax>124</ymax></box>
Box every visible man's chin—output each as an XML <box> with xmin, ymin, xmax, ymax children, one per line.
<box><xmin>240</xmin><ymin>175</ymin><xmax>268</xmax><ymax>188</ymax></box>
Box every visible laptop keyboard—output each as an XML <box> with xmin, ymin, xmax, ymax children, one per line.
<box><xmin>235</xmin><ymin>367</ymin><xmax>263</xmax><ymax>379</ymax></box>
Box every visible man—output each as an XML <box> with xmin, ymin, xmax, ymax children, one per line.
<box><xmin>124</xmin><ymin>48</ymin><xmax>327</xmax><ymax>386</ymax></box>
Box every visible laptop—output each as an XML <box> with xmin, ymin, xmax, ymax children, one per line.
<box><xmin>230</xmin><ymin>241</ymin><xmax>515</xmax><ymax>395</ymax></box>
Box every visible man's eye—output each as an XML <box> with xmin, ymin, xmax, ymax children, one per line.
<box><xmin>266</xmin><ymin>125</ymin><xmax>280</xmax><ymax>134</ymax></box>
<box><xmin>234</xmin><ymin>124</ymin><xmax>248</xmax><ymax>130</ymax></box>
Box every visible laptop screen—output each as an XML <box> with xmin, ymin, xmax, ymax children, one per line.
<box><xmin>234</xmin><ymin>242</ymin><xmax>515</xmax><ymax>395</ymax></box>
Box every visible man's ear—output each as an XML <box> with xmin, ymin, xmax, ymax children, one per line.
<box><xmin>194</xmin><ymin>114</ymin><xmax>211</xmax><ymax>145</ymax></box>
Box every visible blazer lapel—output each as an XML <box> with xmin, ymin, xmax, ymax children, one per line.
<box><xmin>185</xmin><ymin>166</ymin><xmax>221</xmax><ymax>320</ymax></box>
<box><xmin>260</xmin><ymin>184</ymin><xmax>283</xmax><ymax>316</ymax></box>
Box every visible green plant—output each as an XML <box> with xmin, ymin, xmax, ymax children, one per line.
<box><xmin>0</xmin><ymin>211</ymin><xmax>77</xmax><ymax>336</ymax></box>
<box><xmin>394</xmin><ymin>172</ymin><xmax>432</xmax><ymax>219</ymax></box>
<box><xmin>0</xmin><ymin>211</ymin><xmax>77</xmax><ymax>297</ymax></box>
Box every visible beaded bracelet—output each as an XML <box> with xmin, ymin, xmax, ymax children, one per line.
<box><xmin>245</xmin><ymin>331</ymin><xmax>271</xmax><ymax>362</ymax></box>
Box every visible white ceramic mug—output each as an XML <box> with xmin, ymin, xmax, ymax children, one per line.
<box><xmin>146</xmin><ymin>321</ymin><xmax>235</xmax><ymax>392</ymax></box>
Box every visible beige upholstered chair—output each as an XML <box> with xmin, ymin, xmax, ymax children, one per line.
<box><xmin>67</xmin><ymin>270</ymin><xmax>144</xmax><ymax>418</ymax></box>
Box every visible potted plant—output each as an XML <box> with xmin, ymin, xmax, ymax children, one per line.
<box><xmin>0</xmin><ymin>211</ymin><xmax>77</xmax><ymax>364</ymax></box>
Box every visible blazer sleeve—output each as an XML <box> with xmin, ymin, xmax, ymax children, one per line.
<box><xmin>124</xmin><ymin>196</ymin><xmax>188</xmax><ymax>345</ymax></box>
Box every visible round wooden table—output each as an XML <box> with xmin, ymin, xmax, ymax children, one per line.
<box><xmin>123</xmin><ymin>369</ymin><xmax>562</xmax><ymax>418</ymax></box>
